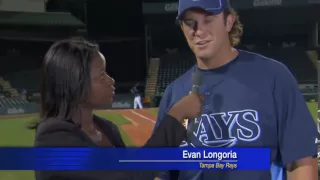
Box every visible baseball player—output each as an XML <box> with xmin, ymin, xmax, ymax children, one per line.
<box><xmin>153</xmin><ymin>0</ymin><xmax>318</xmax><ymax>179</ymax></box>
<box><xmin>131</xmin><ymin>84</ymin><xmax>143</xmax><ymax>109</ymax></box>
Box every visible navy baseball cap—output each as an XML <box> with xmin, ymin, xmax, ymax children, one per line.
<box><xmin>177</xmin><ymin>0</ymin><xmax>230</xmax><ymax>20</ymax></box>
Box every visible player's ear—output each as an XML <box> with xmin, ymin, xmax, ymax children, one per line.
<box><xmin>179</xmin><ymin>21</ymin><xmax>184</xmax><ymax>31</ymax></box>
<box><xmin>180</xmin><ymin>21</ymin><xmax>189</xmax><ymax>38</ymax></box>
<box><xmin>225</xmin><ymin>14</ymin><xmax>235</xmax><ymax>32</ymax></box>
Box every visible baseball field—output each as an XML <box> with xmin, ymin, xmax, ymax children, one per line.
<box><xmin>0</xmin><ymin>102</ymin><xmax>317</xmax><ymax>180</ymax></box>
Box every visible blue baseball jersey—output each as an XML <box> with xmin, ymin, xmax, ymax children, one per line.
<box><xmin>153</xmin><ymin>50</ymin><xmax>317</xmax><ymax>180</ymax></box>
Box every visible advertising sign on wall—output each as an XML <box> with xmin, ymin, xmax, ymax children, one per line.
<box><xmin>0</xmin><ymin>0</ymin><xmax>45</xmax><ymax>12</ymax></box>
<box><xmin>143</xmin><ymin>0</ymin><xmax>317</xmax><ymax>15</ymax></box>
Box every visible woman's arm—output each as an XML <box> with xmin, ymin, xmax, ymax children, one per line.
<box><xmin>143</xmin><ymin>114</ymin><xmax>186</xmax><ymax>147</ymax></box>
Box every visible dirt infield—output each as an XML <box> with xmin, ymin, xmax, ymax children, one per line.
<box><xmin>96</xmin><ymin>109</ymin><xmax>158</xmax><ymax>146</ymax></box>
<box><xmin>115</xmin><ymin>109</ymin><xmax>157</xmax><ymax>146</ymax></box>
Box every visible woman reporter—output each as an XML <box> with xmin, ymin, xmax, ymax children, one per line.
<box><xmin>30</xmin><ymin>38</ymin><xmax>203</xmax><ymax>180</ymax></box>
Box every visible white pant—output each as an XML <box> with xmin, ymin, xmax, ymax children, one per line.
<box><xmin>134</xmin><ymin>96</ymin><xmax>143</xmax><ymax>109</ymax></box>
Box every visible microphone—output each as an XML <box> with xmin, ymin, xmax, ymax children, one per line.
<box><xmin>187</xmin><ymin>70</ymin><xmax>203</xmax><ymax>143</ymax></box>
<box><xmin>191</xmin><ymin>71</ymin><xmax>203</xmax><ymax>93</ymax></box>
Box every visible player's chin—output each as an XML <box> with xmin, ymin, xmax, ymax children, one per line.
<box><xmin>197</xmin><ymin>52</ymin><xmax>213</xmax><ymax>60</ymax></box>
<box><xmin>195</xmin><ymin>48</ymin><xmax>211</xmax><ymax>57</ymax></box>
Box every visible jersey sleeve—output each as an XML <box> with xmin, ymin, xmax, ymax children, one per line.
<box><xmin>153</xmin><ymin>85</ymin><xmax>173</xmax><ymax>133</ymax></box>
<box><xmin>274</xmin><ymin>64</ymin><xmax>318</xmax><ymax>166</ymax></box>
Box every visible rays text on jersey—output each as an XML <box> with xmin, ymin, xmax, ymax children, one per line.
<box><xmin>181</xmin><ymin>109</ymin><xmax>261</xmax><ymax>147</ymax></box>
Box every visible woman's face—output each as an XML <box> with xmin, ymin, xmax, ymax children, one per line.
<box><xmin>88</xmin><ymin>52</ymin><xmax>115</xmax><ymax>107</ymax></box>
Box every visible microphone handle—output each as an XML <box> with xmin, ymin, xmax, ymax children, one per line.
<box><xmin>187</xmin><ymin>85</ymin><xmax>200</xmax><ymax>143</ymax></box>
<box><xmin>191</xmin><ymin>85</ymin><xmax>200</xmax><ymax>93</ymax></box>
<box><xmin>186</xmin><ymin>119</ymin><xmax>195</xmax><ymax>143</ymax></box>
<box><xmin>186</xmin><ymin>69</ymin><xmax>202</xmax><ymax>143</ymax></box>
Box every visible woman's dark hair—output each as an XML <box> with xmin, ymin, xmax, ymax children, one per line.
<box><xmin>28</xmin><ymin>38</ymin><xmax>99</xmax><ymax>129</ymax></box>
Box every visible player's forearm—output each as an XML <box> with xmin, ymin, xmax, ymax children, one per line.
<box><xmin>286</xmin><ymin>157</ymin><xmax>318</xmax><ymax>180</ymax></box>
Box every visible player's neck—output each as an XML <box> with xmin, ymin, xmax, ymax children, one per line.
<box><xmin>197</xmin><ymin>46</ymin><xmax>238</xmax><ymax>70</ymax></box>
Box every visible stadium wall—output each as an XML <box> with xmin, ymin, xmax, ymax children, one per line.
<box><xmin>0</xmin><ymin>94</ymin><xmax>134</xmax><ymax>115</ymax></box>
<box><xmin>0</xmin><ymin>103</ymin><xmax>38</xmax><ymax>115</ymax></box>
<box><xmin>96</xmin><ymin>94</ymin><xmax>134</xmax><ymax>109</ymax></box>
<box><xmin>0</xmin><ymin>0</ymin><xmax>45</xmax><ymax>12</ymax></box>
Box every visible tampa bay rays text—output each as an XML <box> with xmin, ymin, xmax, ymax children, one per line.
<box><xmin>181</xmin><ymin>109</ymin><xmax>261</xmax><ymax>147</ymax></box>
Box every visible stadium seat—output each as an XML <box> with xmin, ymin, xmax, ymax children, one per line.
<box><xmin>3</xmin><ymin>69</ymin><xmax>41</xmax><ymax>93</ymax></box>
<box><xmin>252</xmin><ymin>47</ymin><xmax>316</xmax><ymax>84</ymax></box>
<box><xmin>156</xmin><ymin>52</ymin><xmax>195</xmax><ymax>94</ymax></box>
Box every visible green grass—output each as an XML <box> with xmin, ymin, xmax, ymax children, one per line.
<box><xmin>306</xmin><ymin>102</ymin><xmax>318</xmax><ymax>124</ymax></box>
<box><xmin>0</xmin><ymin>116</ymin><xmax>35</xmax><ymax>180</ymax></box>
<box><xmin>147</xmin><ymin>108</ymin><xmax>159</xmax><ymax>116</ymax></box>
<box><xmin>0</xmin><ymin>102</ymin><xmax>317</xmax><ymax>180</ymax></box>
<box><xmin>95</xmin><ymin>112</ymin><xmax>134</xmax><ymax>147</ymax></box>
<box><xmin>0</xmin><ymin>112</ymin><xmax>132</xmax><ymax>180</ymax></box>
<box><xmin>0</xmin><ymin>117</ymin><xmax>35</xmax><ymax>147</ymax></box>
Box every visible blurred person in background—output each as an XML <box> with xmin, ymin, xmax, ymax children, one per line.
<box><xmin>153</xmin><ymin>0</ymin><xmax>318</xmax><ymax>179</ymax></box>
<box><xmin>20</xmin><ymin>88</ymin><xmax>27</xmax><ymax>100</ymax></box>
<box><xmin>131</xmin><ymin>83</ymin><xmax>144</xmax><ymax>109</ymax></box>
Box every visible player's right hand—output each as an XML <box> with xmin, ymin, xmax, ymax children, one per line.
<box><xmin>168</xmin><ymin>92</ymin><xmax>204</xmax><ymax>122</ymax></box>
